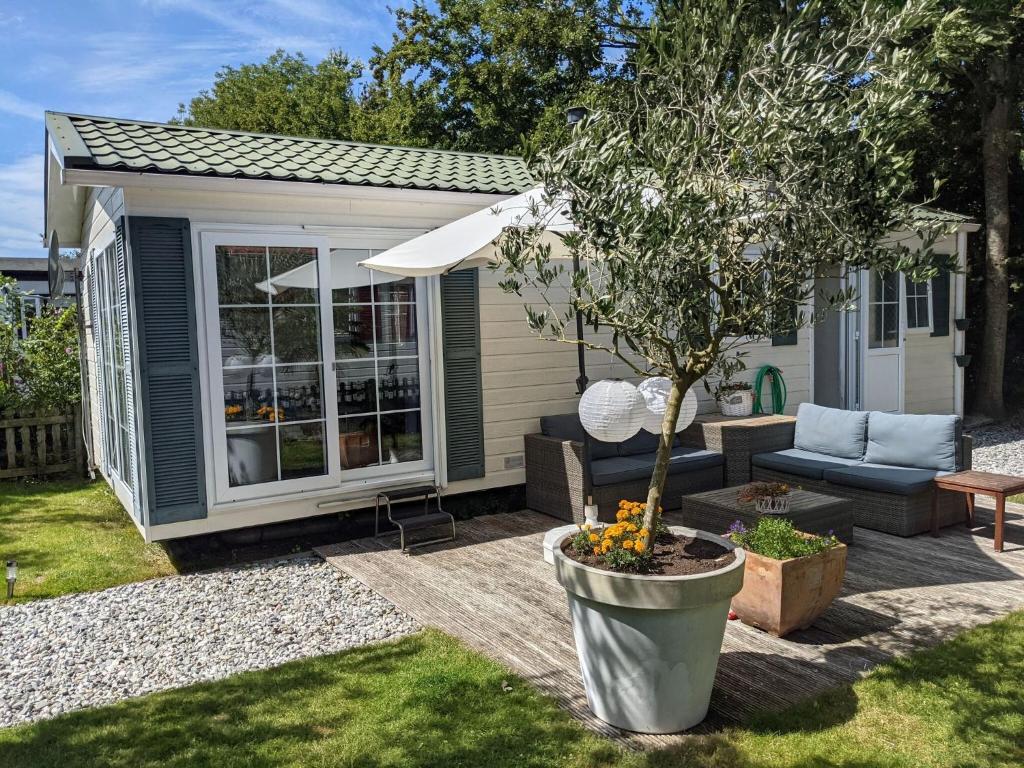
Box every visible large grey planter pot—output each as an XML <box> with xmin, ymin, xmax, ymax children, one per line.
<box><xmin>551</xmin><ymin>526</ymin><xmax>745</xmax><ymax>733</ymax></box>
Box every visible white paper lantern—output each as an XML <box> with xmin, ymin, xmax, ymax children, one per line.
<box><xmin>639</xmin><ymin>377</ymin><xmax>699</xmax><ymax>434</ymax></box>
<box><xmin>578</xmin><ymin>379</ymin><xmax>646</xmax><ymax>443</ymax></box>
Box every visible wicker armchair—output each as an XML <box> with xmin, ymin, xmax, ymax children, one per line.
<box><xmin>524</xmin><ymin>433</ymin><xmax>724</xmax><ymax>525</ymax></box>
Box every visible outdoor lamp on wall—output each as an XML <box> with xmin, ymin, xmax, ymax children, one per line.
<box><xmin>638</xmin><ymin>378</ymin><xmax>699</xmax><ymax>434</ymax></box>
<box><xmin>5</xmin><ymin>560</ymin><xmax>16</xmax><ymax>600</ymax></box>
<box><xmin>578</xmin><ymin>379</ymin><xmax>646</xmax><ymax>443</ymax></box>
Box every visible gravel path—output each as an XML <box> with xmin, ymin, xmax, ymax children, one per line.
<box><xmin>968</xmin><ymin>419</ymin><xmax>1024</xmax><ymax>477</ymax></box>
<box><xmin>0</xmin><ymin>556</ymin><xmax>418</xmax><ymax>728</ymax></box>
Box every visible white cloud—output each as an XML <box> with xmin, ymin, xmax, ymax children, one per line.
<box><xmin>0</xmin><ymin>154</ymin><xmax>44</xmax><ymax>257</ymax></box>
<box><xmin>0</xmin><ymin>91</ymin><xmax>44</xmax><ymax>122</ymax></box>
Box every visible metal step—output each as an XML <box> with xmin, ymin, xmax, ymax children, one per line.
<box><xmin>390</xmin><ymin>511</ymin><xmax>453</xmax><ymax>531</ymax></box>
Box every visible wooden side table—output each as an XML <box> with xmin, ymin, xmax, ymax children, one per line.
<box><xmin>932</xmin><ymin>470</ymin><xmax>1024</xmax><ymax>552</ymax></box>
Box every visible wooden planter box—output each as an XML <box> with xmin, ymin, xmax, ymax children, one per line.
<box><xmin>731</xmin><ymin>542</ymin><xmax>847</xmax><ymax>637</ymax></box>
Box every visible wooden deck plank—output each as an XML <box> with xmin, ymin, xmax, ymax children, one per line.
<box><xmin>316</xmin><ymin>503</ymin><xmax>1024</xmax><ymax>750</ymax></box>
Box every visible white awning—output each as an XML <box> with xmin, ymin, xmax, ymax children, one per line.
<box><xmin>357</xmin><ymin>186</ymin><xmax>576</xmax><ymax>278</ymax></box>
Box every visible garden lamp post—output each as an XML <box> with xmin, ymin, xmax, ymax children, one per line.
<box><xmin>6</xmin><ymin>560</ymin><xmax>16</xmax><ymax>599</ymax></box>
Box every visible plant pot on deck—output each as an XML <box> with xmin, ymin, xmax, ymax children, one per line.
<box><xmin>730</xmin><ymin>542</ymin><xmax>847</xmax><ymax>637</ymax></box>
<box><xmin>550</xmin><ymin>526</ymin><xmax>745</xmax><ymax>733</ymax></box>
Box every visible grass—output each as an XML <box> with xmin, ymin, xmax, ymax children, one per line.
<box><xmin>1</xmin><ymin>614</ymin><xmax>1023</xmax><ymax>768</ymax></box>
<box><xmin>0</xmin><ymin>479</ymin><xmax>175</xmax><ymax>603</ymax></box>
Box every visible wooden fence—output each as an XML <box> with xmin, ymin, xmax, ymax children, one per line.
<box><xmin>0</xmin><ymin>409</ymin><xmax>82</xmax><ymax>479</ymax></box>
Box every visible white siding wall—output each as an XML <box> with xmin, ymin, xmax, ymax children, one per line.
<box><xmin>121</xmin><ymin>182</ymin><xmax>811</xmax><ymax>527</ymax></box>
<box><xmin>79</xmin><ymin>185</ymin><xmax>124</xmax><ymax>472</ymax></box>
<box><xmin>453</xmin><ymin>267</ymin><xmax>811</xmax><ymax>494</ymax></box>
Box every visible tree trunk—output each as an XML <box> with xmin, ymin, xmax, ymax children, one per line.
<box><xmin>641</xmin><ymin>377</ymin><xmax>686</xmax><ymax>544</ymax></box>
<box><xmin>975</xmin><ymin>55</ymin><xmax>1013</xmax><ymax>420</ymax></box>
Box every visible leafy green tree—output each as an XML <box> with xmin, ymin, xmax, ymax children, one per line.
<box><xmin>20</xmin><ymin>305</ymin><xmax>80</xmax><ymax>411</ymax></box>
<box><xmin>357</xmin><ymin>0</ymin><xmax>635</xmax><ymax>153</ymax></box>
<box><xmin>497</xmin><ymin>0</ymin><xmax>957</xmax><ymax>544</ymax></box>
<box><xmin>916</xmin><ymin>3</ymin><xmax>1024</xmax><ymax>418</ymax></box>
<box><xmin>175</xmin><ymin>50</ymin><xmax>363</xmax><ymax>140</ymax></box>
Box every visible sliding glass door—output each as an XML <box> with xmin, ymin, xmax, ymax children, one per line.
<box><xmin>202</xmin><ymin>233</ymin><xmax>432</xmax><ymax>504</ymax></box>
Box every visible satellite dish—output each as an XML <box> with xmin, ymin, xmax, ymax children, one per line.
<box><xmin>47</xmin><ymin>231</ymin><xmax>65</xmax><ymax>299</ymax></box>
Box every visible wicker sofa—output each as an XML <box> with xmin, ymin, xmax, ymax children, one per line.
<box><xmin>525</xmin><ymin>414</ymin><xmax>724</xmax><ymax>524</ymax></box>
<box><xmin>750</xmin><ymin>403</ymin><xmax>971</xmax><ymax>537</ymax></box>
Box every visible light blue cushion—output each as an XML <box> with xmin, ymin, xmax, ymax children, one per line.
<box><xmin>794</xmin><ymin>403</ymin><xmax>868</xmax><ymax>459</ymax></box>
<box><xmin>591</xmin><ymin>447</ymin><xmax>723</xmax><ymax>486</ymax></box>
<box><xmin>618</xmin><ymin>430</ymin><xmax>661</xmax><ymax>456</ymax></box>
<box><xmin>751</xmin><ymin>448</ymin><xmax>863</xmax><ymax>480</ymax></box>
<box><xmin>539</xmin><ymin>414</ymin><xmax>618</xmax><ymax>460</ymax></box>
<box><xmin>863</xmin><ymin>412</ymin><xmax>959</xmax><ymax>472</ymax></box>
<box><xmin>822</xmin><ymin>464</ymin><xmax>938</xmax><ymax>496</ymax></box>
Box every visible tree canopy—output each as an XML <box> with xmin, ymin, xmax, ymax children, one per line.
<box><xmin>496</xmin><ymin>0</ymin><xmax>958</xmax><ymax>541</ymax></box>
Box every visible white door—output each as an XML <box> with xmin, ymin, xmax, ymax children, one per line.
<box><xmin>860</xmin><ymin>268</ymin><xmax>903</xmax><ymax>412</ymax></box>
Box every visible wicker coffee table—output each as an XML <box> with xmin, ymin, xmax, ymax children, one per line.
<box><xmin>680</xmin><ymin>485</ymin><xmax>855</xmax><ymax>544</ymax></box>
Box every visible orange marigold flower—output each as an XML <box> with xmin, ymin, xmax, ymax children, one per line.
<box><xmin>626</xmin><ymin>523</ymin><xmax>638</xmax><ymax>533</ymax></box>
<box><xmin>592</xmin><ymin>546</ymin><xmax>601</xmax><ymax>556</ymax></box>
<box><xmin>622</xmin><ymin>539</ymin><xmax>634</xmax><ymax>550</ymax></box>
<box><xmin>588</xmin><ymin>533</ymin><xmax>599</xmax><ymax>543</ymax></box>
<box><xmin>639</xmin><ymin>528</ymin><xmax>650</xmax><ymax>538</ymax></box>
<box><xmin>634</xmin><ymin>540</ymin><xmax>646</xmax><ymax>553</ymax></box>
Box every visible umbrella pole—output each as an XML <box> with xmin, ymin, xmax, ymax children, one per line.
<box><xmin>573</xmin><ymin>252</ymin><xmax>593</xmax><ymax>514</ymax></box>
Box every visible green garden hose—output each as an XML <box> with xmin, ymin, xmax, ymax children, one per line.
<box><xmin>753</xmin><ymin>365</ymin><xmax>787</xmax><ymax>415</ymax></box>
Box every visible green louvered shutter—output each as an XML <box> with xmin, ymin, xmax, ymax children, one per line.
<box><xmin>930</xmin><ymin>270</ymin><xmax>950</xmax><ymax>337</ymax></box>
<box><xmin>128</xmin><ymin>217</ymin><xmax>207</xmax><ymax>525</ymax></box>
<box><xmin>87</xmin><ymin>252</ymin><xmax>106</xmax><ymax>470</ymax></box>
<box><xmin>440</xmin><ymin>269</ymin><xmax>485</xmax><ymax>481</ymax></box>
<box><xmin>114</xmin><ymin>221</ymin><xmax>140</xmax><ymax>519</ymax></box>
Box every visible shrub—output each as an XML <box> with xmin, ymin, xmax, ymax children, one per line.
<box><xmin>727</xmin><ymin>517</ymin><xmax>838</xmax><ymax>560</ymax></box>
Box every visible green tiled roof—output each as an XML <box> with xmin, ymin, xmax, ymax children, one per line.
<box><xmin>46</xmin><ymin>112</ymin><xmax>534</xmax><ymax>195</ymax></box>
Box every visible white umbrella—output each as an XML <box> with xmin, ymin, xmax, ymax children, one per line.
<box><xmin>256</xmin><ymin>250</ymin><xmax>402</xmax><ymax>294</ymax></box>
<box><xmin>357</xmin><ymin>186</ymin><xmax>576</xmax><ymax>278</ymax></box>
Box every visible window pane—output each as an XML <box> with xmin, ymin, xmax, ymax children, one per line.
<box><xmin>276</xmin><ymin>364</ymin><xmax>323</xmax><ymax>422</ymax></box>
<box><xmin>331</xmin><ymin>249</ymin><xmax>372</xmax><ymax>304</ymax></box>
<box><xmin>339</xmin><ymin>415</ymin><xmax>380</xmax><ymax>469</ymax></box>
<box><xmin>380</xmin><ymin>411</ymin><xmax>423</xmax><ymax>464</ymax></box>
<box><xmin>217</xmin><ymin>246</ymin><xmax>268</xmax><ymax>305</ymax></box>
<box><xmin>227</xmin><ymin>427</ymin><xmax>279</xmax><ymax>487</ymax></box>
<box><xmin>375</xmin><ymin>303</ymin><xmax>418</xmax><ymax>357</ymax></box>
<box><xmin>223</xmin><ymin>366</ymin><xmax>275</xmax><ymax>426</ymax></box>
<box><xmin>377</xmin><ymin>358</ymin><xmax>421</xmax><ymax>412</ymax></box>
<box><xmin>337</xmin><ymin>359</ymin><xmax>378</xmax><ymax>415</ymax></box>
<box><xmin>917</xmin><ymin>297</ymin><xmax>930</xmax><ymax>327</ymax></box>
<box><xmin>334</xmin><ymin>305</ymin><xmax>375</xmax><ymax>360</ymax></box>
<box><xmin>272</xmin><ymin>306</ymin><xmax>321</xmax><ymax>363</ymax></box>
<box><xmin>279</xmin><ymin>422</ymin><xmax>326</xmax><ymax>479</ymax></box>
<box><xmin>374</xmin><ymin>275</ymin><xmax>415</xmax><ymax>303</ymax></box>
<box><xmin>268</xmin><ymin>247</ymin><xmax>318</xmax><ymax>305</ymax></box>
<box><xmin>221</xmin><ymin>307</ymin><xmax>273</xmax><ymax>366</ymax></box>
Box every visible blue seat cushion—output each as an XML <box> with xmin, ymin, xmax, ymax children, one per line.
<box><xmin>539</xmin><ymin>414</ymin><xmax>618</xmax><ymax>460</ymax></box>
<box><xmin>751</xmin><ymin>448</ymin><xmax>863</xmax><ymax>480</ymax></box>
<box><xmin>793</xmin><ymin>403</ymin><xmax>869</xmax><ymax>459</ymax></box>
<box><xmin>618</xmin><ymin>430</ymin><xmax>682</xmax><ymax>456</ymax></box>
<box><xmin>591</xmin><ymin>447</ymin><xmax>723</xmax><ymax>487</ymax></box>
<box><xmin>863</xmin><ymin>412</ymin><xmax>960</xmax><ymax>472</ymax></box>
<box><xmin>822</xmin><ymin>464</ymin><xmax>943</xmax><ymax>496</ymax></box>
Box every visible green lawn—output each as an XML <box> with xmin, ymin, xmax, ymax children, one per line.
<box><xmin>0</xmin><ymin>479</ymin><xmax>175</xmax><ymax>603</ymax></box>
<box><xmin>1</xmin><ymin>615</ymin><xmax>1022</xmax><ymax>768</ymax></box>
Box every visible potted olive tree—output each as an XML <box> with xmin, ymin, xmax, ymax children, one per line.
<box><xmin>499</xmin><ymin>0</ymin><xmax>956</xmax><ymax>733</ymax></box>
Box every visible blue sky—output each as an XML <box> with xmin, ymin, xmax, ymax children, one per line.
<box><xmin>0</xmin><ymin>0</ymin><xmax>411</xmax><ymax>260</ymax></box>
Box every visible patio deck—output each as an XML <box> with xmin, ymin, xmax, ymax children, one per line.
<box><xmin>316</xmin><ymin>501</ymin><xmax>1024</xmax><ymax>750</ymax></box>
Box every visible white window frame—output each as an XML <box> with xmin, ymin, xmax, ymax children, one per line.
<box><xmin>198</xmin><ymin>228</ymin><xmax>436</xmax><ymax>507</ymax></box>
<box><xmin>904</xmin><ymin>275</ymin><xmax>932</xmax><ymax>334</ymax></box>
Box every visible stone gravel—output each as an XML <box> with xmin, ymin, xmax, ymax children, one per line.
<box><xmin>0</xmin><ymin>556</ymin><xmax>418</xmax><ymax>728</ymax></box>
<box><xmin>968</xmin><ymin>419</ymin><xmax>1024</xmax><ymax>477</ymax></box>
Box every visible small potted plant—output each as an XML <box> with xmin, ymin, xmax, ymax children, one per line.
<box><xmin>737</xmin><ymin>481</ymin><xmax>791</xmax><ymax>515</ymax></box>
<box><xmin>715</xmin><ymin>380</ymin><xmax>754</xmax><ymax>416</ymax></box>
<box><xmin>727</xmin><ymin>517</ymin><xmax>846</xmax><ymax>637</ymax></box>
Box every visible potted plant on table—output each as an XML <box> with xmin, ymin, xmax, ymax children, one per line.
<box><xmin>716</xmin><ymin>380</ymin><xmax>754</xmax><ymax>417</ymax></box>
<box><xmin>499</xmin><ymin>0</ymin><xmax>955</xmax><ymax>734</ymax></box>
<box><xmin>727</xmin><ymin>518</ymin><xmax>846</xmax><ymax>637</ymax></box>
<box><xmin>737</xmin><ymin>482</ymin><xmax>792</xmax><ymax>515</ymax></box>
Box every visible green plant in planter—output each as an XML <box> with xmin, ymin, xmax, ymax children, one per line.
<box><xmin>728</xmin><ymin>518</ymin><xmax>839</xmax><ymax>560</ymax></box>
